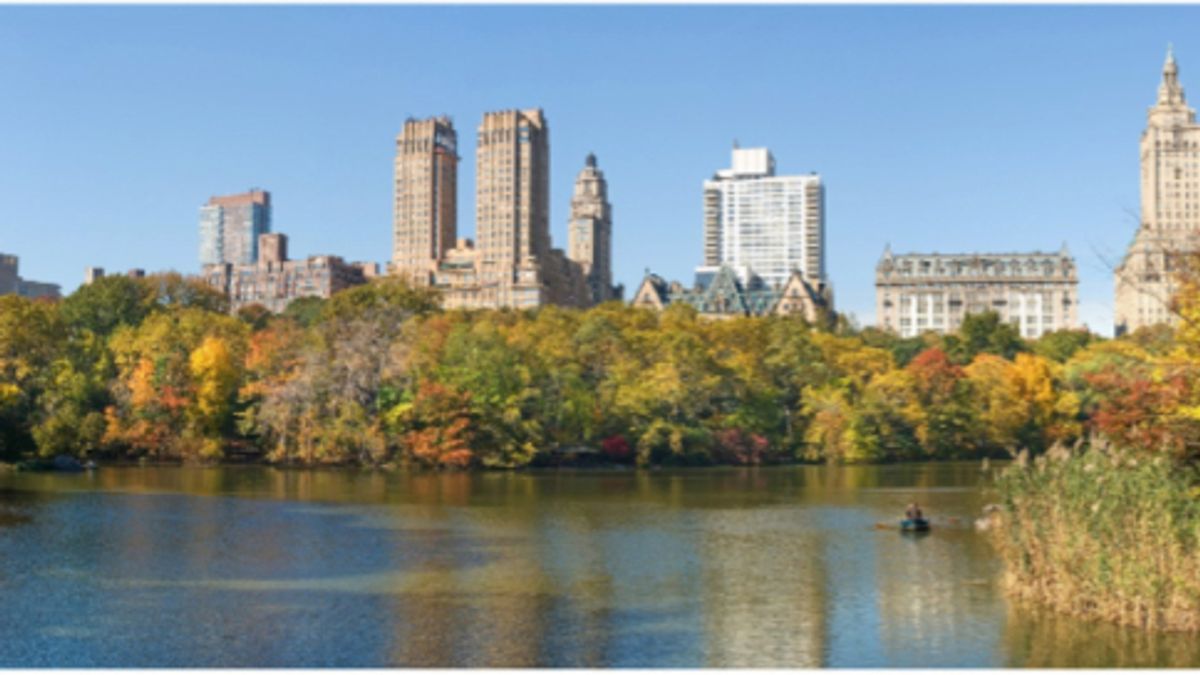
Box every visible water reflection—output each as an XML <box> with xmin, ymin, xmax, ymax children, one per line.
<box><xmin>0</xmin><ymin>464</ymin><xmax>1191</xmax><ymax>667</ymax></box>
<box><xmin>1003</xmin><ymin>601</ymin><xmax>1200</xmax><ymax>667</ymax></box>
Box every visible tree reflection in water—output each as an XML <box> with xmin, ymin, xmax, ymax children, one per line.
<box><xmin>0</xmin><ymin>463</ymin><xmax>1193</xmax><ymax>667</ymax></box>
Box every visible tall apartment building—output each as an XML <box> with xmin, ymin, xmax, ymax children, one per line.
<box><xmin>475</xmin><ymin>109</ymin><xmax>551</xmax><ymax>291</ymax></box>
<box><xmin>391</xmin><ymin>117</ymin><xmax>458</xmax><ymax>285</ymax></box>
<box><xmin>202</xmin><ymin>232</ymin><xmax>375</xmax><ymax>313</ymax></box>
<box><xmin>699</xmin><ymin>146</ymin><xmax>825</xmax><ymax>290</ymax></box>
<box><xmin>1114</xmin><ymin>47</ymin><xmax>1200</xmax><ymax>335</ymax></box>
<box><xmin>875</xmin><ymin>247</ymin><xmax>1079</xmax><ymax>339</ymax></box>
<box><xmin>432</xmin><ymin>109</ymin><xmax>589</xmax><ymax>309</ymax></box>
<box><xmin>199</xmin><ymin>189</ymin><xmax>271</xmax><ymax>266</ymax></box>
<box><xmin>567</xmin><ymin>153</ymin><xmax>620</xmax><ymax>303</ymax></box>
<box><xmin>0</xmin><ymin>253</ymin><xmax>61</xmax><ymax>300</ymax></box>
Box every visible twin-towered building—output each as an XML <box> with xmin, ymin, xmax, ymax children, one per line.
<box><xmin>391</xmin><ymin>110</ymin><xmax>618</xmax><ymax>310</ymax></box>
<box><xmin>193</xmin><ymin>109</ymin><xmax>617</xmax><ymax>314</ymax></box>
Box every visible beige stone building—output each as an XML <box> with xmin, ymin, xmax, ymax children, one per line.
<box><xmin>568</xmin><ymin>154</ymin><xmax>621</xmax><ymax>303</ymax></box>
<box><xmin>431</xmin><ymin>109</ymin><xmax>590</xmax><ymax>309</ymax></box>
<box><xmin>875</xmin><ymin>247</ymin><xmax>1079</xmax><ymax>339</ymax></box>
<box><xmin>203</xmin><ymin>233</ymin><xmax>375</xmax><ymax>313</ymax></box>
<box><xmin>391</xmin><ymin>116</ymin><xmax>458</xmax><ymax>286</ymax></box>
<box><xmin>1115</xmin><ymin>47</ymin><xmax>1200</xmax><ymax>335</ymax></box>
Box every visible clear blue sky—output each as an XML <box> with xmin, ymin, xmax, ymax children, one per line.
<box><xmin>1</xmin><ymin>5</ymin><xmax>1196</xmax><ymax>334</ymax></box>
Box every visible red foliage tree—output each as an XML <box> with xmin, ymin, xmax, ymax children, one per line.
<box><xmin>713</xmin><ymin>428</ymin><xmax>771</xmax><ymax>465</ymax></box>
<box><xmin>403</xmin><ymin>382</ymin><xmax>476</xmax><ymax>469</ymax></box>
<box><xmin>1084</xmin><ymin>366</ymin><xmax>1199</xmax><ymax>458</ymax></box>
<box><xmin>600</xmin><ymin>434</ymin><xmax>633</xmax><ymax>463</ymax></box>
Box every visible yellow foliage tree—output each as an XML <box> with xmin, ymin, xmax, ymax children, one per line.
<box><xmin>966</xmin><ymin>352</ymin><xmax>1079</xmax><ymax>453</ymax></box>
<box><xmin>189</xmin><ymin>336</ymin><xmax>238</xmax><ymax>437</ymax></box>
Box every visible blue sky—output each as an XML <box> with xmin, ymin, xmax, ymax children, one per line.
<box><xmin>1</xmin><ymin>5</ymin><xmax>1196</xmax><ymax>334</ymax></box>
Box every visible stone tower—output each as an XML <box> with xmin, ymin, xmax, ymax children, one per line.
<box><xmin>1115</xmin><ymin>46</ymin><xmax>1200</xmax><ymax>335</ymax></box>
<box><xmin>568</xmin><ymin>153</ymin><xmax>616</xmax><ymax>303</ymax></box>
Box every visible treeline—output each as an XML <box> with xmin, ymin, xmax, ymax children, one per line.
<box><xmin>1</xmin><ymin>272</ymin><xmax>1196</xmax><ymax>468</ymax></box>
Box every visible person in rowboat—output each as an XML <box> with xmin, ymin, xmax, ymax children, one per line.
<box><xmin>905</xmin><ymin>502</ymin><xmax>924</xmax><ymax>521</ymax></box>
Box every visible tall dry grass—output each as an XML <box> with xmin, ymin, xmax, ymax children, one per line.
<box><xmin>991</xmin><ymin>441</ymin><xmax>1200</xmax><ymax>632</ymax></box>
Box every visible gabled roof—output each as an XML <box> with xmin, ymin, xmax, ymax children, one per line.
<box><xmin>632</xmin><ymin>266</ymin><xmax>830</xmax><ymax>323</ymax></box>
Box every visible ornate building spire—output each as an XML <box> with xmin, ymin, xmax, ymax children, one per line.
<box><xmin>1158</xmin><ymin>43</ymin><xmax>1186</xmax><ymax>106</ymax></box>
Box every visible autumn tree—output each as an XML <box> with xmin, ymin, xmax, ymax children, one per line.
<box><xmin>904</xmin><ymin>347</ymin><xmax>978</xmax><ymax>457</ymax></box>
<box><xmin>0</xmin><ymin>296</ymin><xmax>63</xmax><ymax>458</ymax></box>
<box><xmin>104</xmin><ymin>308</ymin><xmax>247</xmax><ymax>460</ymax></box>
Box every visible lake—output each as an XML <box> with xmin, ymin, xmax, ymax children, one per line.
<box><xmin>0</xmin><ymin>462</ymin><xmax>1194</xmax><ymax>667</ymax></box>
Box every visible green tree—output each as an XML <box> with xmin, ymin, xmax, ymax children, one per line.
<box><xmin>1033</xmin><ymin>328</ymin><xmax>1097</xmax><ymax>363</ymax></box>
<box><xmin>943</xmin><ymin>311</ymin><xmax>1027</xmax><ymax>364</ymax></box>
<box><xmin>0</xmin><ymin>296</ymin><xmax>63</xmax><ymax>458</ymax></box>
<box><xmin>60</xmin><ymin>275</ymin><xmax>154</xmax><ymax>338</ymax></box>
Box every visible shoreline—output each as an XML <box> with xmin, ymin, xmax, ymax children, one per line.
<box><xmin>0</xmin><ymin>454</ymin><xmax>1009</xmax><ymax>473</ymax></box>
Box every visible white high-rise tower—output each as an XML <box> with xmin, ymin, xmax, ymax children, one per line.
<box><xmin>699</xmin><ymin>146</ymin><xmax>825</xmax><ymax>289</ymax></box>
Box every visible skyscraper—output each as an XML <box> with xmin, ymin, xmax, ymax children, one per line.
<box><xmin>392</xmin><ymin>116</ymin><xmax>458</xmax><ymax>285</ymax></box>
<box><xmin>1115</xmin><ymin>47</ymin><xmax>1200</xmax><ymax>335</ymax></box>
<box><xmin>431</xmin><ymin>108</ymin><xmax>590</xmax><ymax>309</ymax></box>
<box><xmin>699</xmin><ymin>146</ymin><xmax>825</xmax><ymax>290</ymax></box>
<box><xmin>568</xmin><ymin>153</ymin><xmax>619</xmax><ymax>303</ymax></box>
<box><xmin>198</xmin><ymin>189</ymin><xmax>271</xmax><ymax>266</ymax></box>
<box><xmin>475</xmin><ymin>108</ymin><xmax>551</xmax><ymax>287</ymax></box>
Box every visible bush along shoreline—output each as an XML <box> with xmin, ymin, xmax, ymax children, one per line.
<box><xmin>990</xmin><ymin>439</ymin><xmax>1200</xmax><ymax>632</ymax></box>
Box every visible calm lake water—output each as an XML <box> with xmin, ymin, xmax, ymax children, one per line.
<box><xmin>0</xmin><ymin>462</ymin><xmax>1195</xmax><ymax>667</ymax></box>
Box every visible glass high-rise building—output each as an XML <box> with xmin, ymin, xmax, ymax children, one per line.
<box><xmin>199</xmin><ymin>189</ymin><xmax>271</xmax><ymax>266</ymax></box>
<box><xmin>699</xmin><ymin>147</ymin><xmax>825</xmax><ymax>289</ymax></box>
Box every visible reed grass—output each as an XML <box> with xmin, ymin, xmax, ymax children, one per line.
<box><xmin>991</xmin><ymin>442</ymin><xmax>1200</xmax><ymax>632</ymax></box>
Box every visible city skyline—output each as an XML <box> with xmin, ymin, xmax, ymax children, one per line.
<box><xmin>5</xmin><ymin>6</ymin><xmax>1200</xmax><ymax>333</ymax></box>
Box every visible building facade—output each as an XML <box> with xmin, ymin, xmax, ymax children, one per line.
<box><xmin>1115</xmin><ymin>47</ymin><xmax>1200</xmax><ymax>335</ymax></box>
<box><xmin>83</xmin><ymin>267</ymin><xmax>146</xmax><ymax>285</ymax></box>
<box><xmin>199</xmin><ymin>189</ymin><xmax>272</xmax><ymax>266</ymax></box>
<box><xmin>202</xmin><ymin>233</ymin><xmax>373</xmax><ymax>313</ymax></box>
<box><xmin>429</xmin><ymin>109</ymin><xmax>590</xmax><ymax>309</ymax></box>
<box><xmin>567</xmin><ymin>153</ymin><xmax>621</xmax><ymax>303</ymax></box>
<box><xmin>875</xmin><ymin>247</ymin><xmax>1079</xmax><ymax>339</ymax></box>
<box><xmin>0</xmin><ymin>253</ymin><xmax>61</xmax><ymax>300</ymax></box>
<box><xmin>701</xmin><ymin>146</ymin><xmax>825</xmax><ymax>290</ymax></box>
<box><xmin>631</xmin><ymin>265</ymin><xmax>831</xmax><ymax>323</ymax></box>
<box><xmin>391</xmin><ymin>117</ymin><xmax>458</xmax><ymax>285</ymax></box>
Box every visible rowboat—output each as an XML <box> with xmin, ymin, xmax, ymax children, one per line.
<box><xmin>900</xmin><ymin>518</ymin><xmax>930</xmax><ymax>532</ymax></box>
